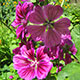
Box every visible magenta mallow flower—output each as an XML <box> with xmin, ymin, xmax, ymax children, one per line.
<box><xmin>11</xmin><ymin>2</ymin><xmax>33</xmax><ymax>39</ymax></box>
<box><xmin>58</xmin><ymin>34</ymin><xmax>77</xmax><ymax>65</ymax></box>
<box><xmin>61</xmin><ymin>34</ymin><xmax>77</xmax><ymax>55</ymax></box>
<box><xmin>12</xmin><ymin>2</ymin><xmax>33</xmax><ymax>27</ymax></box>
<box><xmin>13</xmin><ymin>46</ymin><xmax>53</xmax><ymax>80</ymax></box>
<box><xmin>27</xmin><ymin>5</ymin><xmax>70</xmax><ymax>48</ymax></box>
<box><xmin>9</xmin><ymin>75</ymin><xmax>14</xmax><ymax>79</ymax></box>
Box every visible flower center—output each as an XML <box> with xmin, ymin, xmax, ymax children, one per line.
<box><xmin>30</xmin><ymin>58</ymin><xmax>39</xmax><ymax>69</ymax></box>
<box><xmin>45</xmin><ymin>20</ymin><xmax>54</xmax><ymax>32</ymax></box>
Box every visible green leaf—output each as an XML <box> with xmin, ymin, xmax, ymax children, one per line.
<box><xmin>58</xmin><ymin>62</ymin><xmax>80</xmax><ymax>80</ymax></box>
<box><xmin>50</xmin><ymin>67</ymin><xmax>57</xmax><ymax>74</ymax></box>
<box><xmin>71</xmin><ymin>24</ymin><xmax>80</xmax><ymax>62</ymax></box>
<box><xmin>1</xmin><ymin>65</ymin><xmax>10</xmax><ymax>72</ymax></box>
<box><xmin>9</xmin><ymin>63</ymin><xmax>15</xmax><ymax>72</ymax></box>
<box><xmin>9</xmin><ymin>44</ymin><xmax>18</xmax><ymax>53</ymax></box>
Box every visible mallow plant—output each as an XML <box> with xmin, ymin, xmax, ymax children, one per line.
<box><xmin>11</xmin><ymin>0</ymin><xmax>77</xmax><ymax>80</ymax></box>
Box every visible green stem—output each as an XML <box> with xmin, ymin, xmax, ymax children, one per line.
<box><xmin>0</xmin><ymin>20</ymin><xmax>15</xmax><ymax>34</ymax></box>
<box><xmin>70</xmin><ymin>25</ymin><xmax>75</xmax><ymax>32</ymax></box>
<box><xmin>61</xmin><ymin>0</ymin><xmax>64</xmax><ymax>7</ymax></box>
<box><xmin>44</xmin><ymin>0</ymin><xmax>48</xmax><ymax>5</ymax></box>
<box><xmin>35</xmin><ymin>0</ymin><xmax>39</xmax><ymax>5</ymax></box>
<box><xmin>73</xmin><ymin>54</ymin><xmax>79</xmax><ymax>63</ymax></box>
<box><xmin>58</xmin><ymin>59</ymin><xmax>59</xmax><ymax>73</ymax></box>
<box><xmin>6</xmin><ymin>72</ymin><xmax>7</xmax><ymax>80</ymax></box>
<box><xmin>19</xmin><ymin>38</ymin><xmax>26</xmax><ymax>45</ymax></box>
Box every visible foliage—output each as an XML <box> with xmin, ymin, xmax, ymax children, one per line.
<box><xmin>0</xmin><ymin>0</ymin><xmax>17</xmax><ymax>25</ymax></box>
<box><xmin>58</xmin><ymin>62</ymin><xmax>80</xmax><ymax>80</ymax></box>
<box><xmin>0</xmin><ymin>23</ymin><xmax>20</xmax><ymax>79</ymax></box>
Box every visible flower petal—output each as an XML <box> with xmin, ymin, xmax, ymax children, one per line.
<box><xmin>44</xmin><ymin>5</ymin><xmax>63</xmax><ymax>21</ymax></box>
<box><xmin>50</xmin><ymin>46</ymin><xmax>59</xmax><ymax>60</ymax></box>
<box><xmin>27</xmin><ymin>25</ymin><xmax>46</xmax><ymax>41</ymax></box>
<box><xmin>13</xmin><ymin>54</ymin><xmax>31</xmax><ymax>70</ymax></box>
<box><xmin>16</xmin><ymin>3</ymin><xmax>24</xmax><ymax>18</ymax></box>
<box><xmin>29</xmin><ymin>6</ymin><xmax>46</xmax><ymax>24</ymax></box>
<box><xmin>43</xmin><ymin>28</ymin><xmax>61</xmax><ymax>48</ymax></box>
<box><xmin>54</xmin><ymin>18</ymin><xmax>70</xmax><ymax>35</ymax></box>
<box><xmin>11</xmin><ymin>18</ymin><xmax>21</xmax><ymax>27</ymax></box>
<box><xmin>65</xmin><ymin>53</ymin><xmax>72</xmax><ymax>65</ymax></box>
<box><xmin>21</xmin><ymin>45</ymin><xmax>35</xmax><ymax>60</ymax></box>
<box><xmin>12</xmin><ymin>47</ymin><xmax>20</xmax><ymax>54</ymax></box>
<box><xmin>36</xmin><ymin>46</ymin><xmax>50</xmax><ymax>61</ymax></box>
<box><xmin>37</xmin><ymin>61</ymin><xmax>53</xmax><ymax>79</ymax></box>
<box><xmin>16</xmin><ymin>25</ymin><xmax>24</xmax><ymax>39</ymax></box>
<box><xmin>59</xmin><ymin>49</ymin><xmax>64</xmax><ymax>60</ymax></box>
<box><xmin>22</xmin><ymin>2</ymin><xmax>33</xmax><ymax>16</ymax></box>
<box><xmin>61</xmin><ymin>34</ymin><xmax>71</xmax><ymax>46</ymax></box>
<box><xmin>18</xmin><ymin>66</ymin><xmax>35</xmax><ymax>80</ymax></box>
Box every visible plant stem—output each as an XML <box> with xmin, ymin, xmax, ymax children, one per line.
<box><xmin>0</xmin><ymin>20</ymin><xmax>15</xmax><ymax>34</ymax></box>
<box><xmin>61</xmin><ymin>0</ymin><xmax>64</xmax><ymax>7</ymax></box>
<box><xmin>44</xmin><ymin>0</ymin><xmax>48</xmax><ymax>5</ymax></box>
<box><xmin>58</xmin><ymin>59</ymin><xmax>59</xmax><ymax>72</ymax></box>
<box><xmin>19</xmin><ymin>38</ymin><xmax>26</xmax><ymax>45</ymax></box>
<box><xmin>35</xmin><ymin>0</ymin><xmax>39</xmax><ymax>5</ymax></box>
<box><xmin>73</xmin><ymin>54</ymin><xmax>79</xmax><ymax>63</ymax></box>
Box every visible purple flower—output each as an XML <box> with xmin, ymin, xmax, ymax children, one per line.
<box><xmin>9</xmin><ymin>75</ymin><xmax>14</xmax><ymax>79</ymax></box>
<box><xmin>11</xmin><ymin>2</ymin><xmax>33</xmax><ymax>39</ymax></box>
<box><xmin>61</xmin><ymin>34</ymin><xmax>71</xmax><ymax>46</ymax></box>
<box><xmin>27</xmin><ymin>5</ymin><xmax>70</xmax><ymax>48</ymax></box>
<box><xmin>61</xmin><ymin>34</ymin><xmax>77</xmax><ymax>55</ymax></box>
<box><xmin>58</xmin><ymin>34</ymin><xmax>77</xmax><ymax>64</ymax></box>
<box><xmin>13</xmin><ymin>46</ymin><xmax>53</xmax><ymax>80</ymax></box>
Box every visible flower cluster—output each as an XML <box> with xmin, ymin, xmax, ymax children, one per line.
<box><xmin>12</xmin><ymin>0</ymin><xmax>77</xmax><ymax>80</ymax></box>
<box><xmin>12</xmin><ymin>1</ymin><xmax>33</xmax><ymax>39</ymax></box>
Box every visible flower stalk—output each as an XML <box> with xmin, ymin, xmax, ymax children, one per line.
<box><xmin>61</xmin><ymin>0</ymin><xmax>64</xmax><ymax>7</ymax></box>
